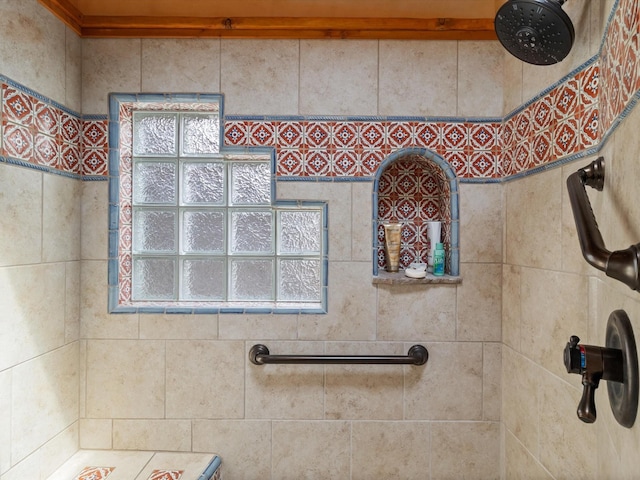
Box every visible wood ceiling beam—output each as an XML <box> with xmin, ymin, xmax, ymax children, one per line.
<box><xmin>39</xmin><ymin>0</ymin><xmax>498</xmax><ymax>40</ymax></box>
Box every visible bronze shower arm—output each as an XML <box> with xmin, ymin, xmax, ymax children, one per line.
<box><xmin>567</xmin><ymin>157</ymin><xmax>640</xmax><ymax>291</ymax></box>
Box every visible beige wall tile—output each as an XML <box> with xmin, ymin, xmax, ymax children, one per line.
<box><xmin>221</xmin><ymin>39</ymin><xmax>299</xmax><ymax>115</ymax></box>
<box><xmin>0</xmin><ymin>370</ymin><xmax>10</xmax><ymax>474</ymax></box>
<box><xmin>139</xmin><ymin>314</ymin><xmax>218</xmax><ymax>340</ymax></box>
<box><xmin>298</xmin><ymin>262</ymin><xmax>377</xmax><ymax>340</ymax></box>
<box><xmin>79</xmin><ymin>419</ymin><xmax>112</xmax><ymax>450</ymax></box>
<box><xmin>351</xmin><ymin>421</ymin><xmax>430</xmax><ymax>479</ymax></box>
<box><xmin>82</xmin><ymin>39</ymin><xmax>142</xmax><ymax>115</ymax></box>
<box><xmin>324</xmin><ymin>342</ymin><xmax>404</xmax><ymax>420</ymax></box>
<box><xmin>377</xmin><ymin>285</ymin><xmax>457</xmax><ymax>341</ymax></box>
<box><xmin>38</xmin><ymin>422</ymin><xmax>78</xmax><ymax>480</ymax></box>
<box><xmin>0</xmin><ymin>263</ymin><xmax>66</xmax><ymax>370</ymax></box>
<box><xmin>431</xmin><ymin>422</ymin><xmax>500</xmax><ymax>480</ymax></box>
<box><xmin>43</xmin><ymin>175</ymin><xmax>81</xmax><ymax>263</ymax></box>
<box><xmin>0</xmin><ymin>164</ymin><xmax>42</xmax><ymax>267</ymax></box>
<box><xmin>405</xmin><ymin>342</ymin><xmax>483</xmax><ymax>420</ymax></box>
<box><xmin>193</xmin><ymin>420</ymin><xmax>271</xmax><ymax>480</ymax></box>
<box><xmin>272</xmin><ymin>421</ymin><xmax>350</xmax><ymax>479</ymax></box>
<box><xmin>86</xmin><ymin>340</ymin><xmax>165</xmax><ymax>418</ymax></box>
<box><xmin>300</xmin><ymin>40</ymin><xmax>378</xmax><ymax>115</ymax></box>
<box><xmin>11</xmin><ymin>343</ymin><xmax>79</xmax><ymax>464</ymax></box>
<box><xmin>457</xmin><ymin>41</ymin><xmax>504</xmax><ymax>117</ymax></box>
<box><xmin>502</xmin><ymin>264</ymin><xmax>521</xmax><ymax>351</ymax></box>
<box><xmin>351</xmin><ymin>182</ymin><xmax>374</xmax><ymax>262</ymax></box>
<box><xmin>504</xmin><ymin>430</ymin><xmax>553</xmax><ymax>480</ymax></box>
<box><xmin>0</xmin><ymin>0</ymin><xmax>66</xmax><ymax>104</ymax></box>
<box><xmin>80</xmin><ymin>261</ymin><xmax>139</xmax><ymax>339</ymax></box>
<box><xmin>65</xmin><ymin>262</ymin><xmax>81</xmax><ymax>344</ymax></box>
<box><xmin>142</xmin><ymin>39</ymin><xmax>220</xmax><ymax>92</ymax></box>
<box><xmin>166</xmin><ymin>340</ymin><xmax>244</xmax><ymax>419</ymax></box>
<box><xmin>81</xmin><ymin>181</ymin><xmax>108</xmax><ymax>261</ymax></box>
<box><xmin>378</xmin><ymin>40</ymin><xmax>457</xmax><ymax>116</ymax></box>
<box><xmin>64</xmin><ymin>27</ymin><xmax>82</xmax><ymax>113</ymax></box>
<box><xmin>483</xmin><ymin>342</ymin><xmax>502</xmax><ymax>421</ymax></box>
<box><xmin>502</xmin><ymin>347</ymin><xmax>540</xmax><ymax>455</ymax></box>
<box><xmin>520</xmin><ymin>268</ymin><xmax>588</xmax><ymax>377</ymax></box>
<box><xmin>539</xmin><ymin>374</ymin><xmax>597</xmax><ymax>479</ymax></box>
<box><xmin>218</xmin><ymin>313</ymin><xmax>297</xmax><ymax>340</ymax></box>
<box><xmin>245</xmin><ymin>341</ymin><xmax>324</xmax><ymax>419</ymax></box>
<box><xmin>505</xmin><ymin>168</ymin><xmax>563</xmax><ymax>269</ymax></box>
<box><xmin>113</xmin><ymin>419</ymin><xmax>191</xmax><ymax>452</ymax></box>
<box><xmin>457</xmin><ymin>263</ymin><xmax>502</xmax><ymax>341</ymax></box>
<box><xmin>459</xmin><ymin>183</ymin><xmax>503</xmax><ymax>263</ymax></box>
<box><xmin>502</xmin><ymin>54</ymin><xmax>523</xmax><ymax>116</ymax></box>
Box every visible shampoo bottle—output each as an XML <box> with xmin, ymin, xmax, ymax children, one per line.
<box><xmin>433</xmin><ymin>243</ymin><xmax>445</xmax><ymax>276</ymax></box>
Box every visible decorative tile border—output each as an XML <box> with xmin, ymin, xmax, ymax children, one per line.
<box><xmin>148</xmin><ymin>470</ymin><xmax>183</xmax><ymax>480</ymax></box>
<box><xmin>0</xmin><ymin>0</ymin><xmax>636</xmax><ymax>183</ymax></box>
<box><xmin>75</xmin><ymin>466</ymin><xmax>115</xmax><ymax>480</ymax></box>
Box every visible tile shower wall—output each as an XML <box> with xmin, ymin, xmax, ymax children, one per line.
<box><xmin>0</xmin><ymin>0</ymin><xmax>82</xmax><ymax>478</ymax></box>
<box><xmin>502</xmin><ymin>0</ymin><xmax>640</xmax><ymax>478</ymax></box>
<box><xmin>76</xmin><ymin>36</ymin><xmax>504</xmax><ymax>479</ymax></box>
<box><xmin>1</xmin><ymin>0</ymin><xmax>635</xmax><ymax>479</ymax></box>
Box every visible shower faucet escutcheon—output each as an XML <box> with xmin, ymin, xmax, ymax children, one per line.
<box><xmin>564</xmin><ymin>310</ymin><xmax>639</xmax><ymax>428</ymax></box>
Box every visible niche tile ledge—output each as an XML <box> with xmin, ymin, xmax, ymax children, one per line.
<box><xmin>373</xmin><ymin>271</ymin><xmax>462</xmax><ymax>285</ymax></box>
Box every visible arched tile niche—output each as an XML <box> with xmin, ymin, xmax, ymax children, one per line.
<box><xmin>373</xmin><ymin>148</ymin><xmax>460</xmax><ymax>281</ymax></box>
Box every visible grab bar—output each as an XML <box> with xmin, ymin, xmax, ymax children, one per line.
<box><xmin>567</xmin><ymin>157</ymin><xmax>640</xmax><ymax>291</ymax></box>
<box><xmin>249</xmin><ymin>344</ymin><xmax>429</xmax><ymax>366</ymax></box>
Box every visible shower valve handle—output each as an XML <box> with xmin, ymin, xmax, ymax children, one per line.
<box><xmin>564</xmin><ymin>335</ymin><xmax>624</xmax><ymax>423</ymax></box>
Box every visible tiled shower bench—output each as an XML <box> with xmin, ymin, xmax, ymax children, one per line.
<box><xmin>45</xmin><ymin>450</ymin><xmax>222</xmax><ymax>480</ymax></box>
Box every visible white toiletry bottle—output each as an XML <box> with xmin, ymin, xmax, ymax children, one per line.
<box><xmin>433</xmin><ymin>243</ymin><xmax>445</xmax><ymax>276</ymax></box>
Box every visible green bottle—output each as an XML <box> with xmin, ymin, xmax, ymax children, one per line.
<box><xmin>433</xmin><ymin>243</ymin><xmax>445</xmax><ymax>276</ymax></box>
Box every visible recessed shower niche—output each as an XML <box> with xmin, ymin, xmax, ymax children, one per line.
<box><xmin>373</xmin><ymin>148</ymin><xmax>460</xmax><ymax>284</ymax></box>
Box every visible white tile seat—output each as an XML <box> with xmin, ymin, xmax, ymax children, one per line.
<box><xmin>45</xmin><ymin>450</ymin><xmax>221</xmax><ymax>480</ymax></box>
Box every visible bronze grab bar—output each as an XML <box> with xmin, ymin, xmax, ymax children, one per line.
<box><xmin>249</xmin><ymin>344</ymin><xmax>428</xmax><ymax>365</ymax></box>
<box><xmin>567</xmin><ymin>157</ymin><xmax>640</xmax><ymax>291</ymax></box>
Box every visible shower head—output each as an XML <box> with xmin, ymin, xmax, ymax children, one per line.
<box><xmin>494</xmin><ymin>0</ymin><xmax>575</xmax><ymax>65</ymax></box>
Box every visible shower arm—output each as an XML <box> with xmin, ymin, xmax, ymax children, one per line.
<box><xmin>567</xmin><ymin>157</ymin><xmax>640</xmax><ymax>291</ymax></box>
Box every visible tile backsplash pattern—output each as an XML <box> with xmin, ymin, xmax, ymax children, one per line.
<box><xmin>1</xmin><ymin>0</ymin><xmax>638</xmax><ymax>182</ymax></box>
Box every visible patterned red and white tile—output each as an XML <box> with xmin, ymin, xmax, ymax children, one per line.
<box><xmin>360</xmin><ymin>149</ymin><xmax>384</xmax><ymax>176</ymax></box>
<box><xmin>578</xmin><ymin>63</ymin><xmax>600</xmax><ymax>107</ymax></box>
<box><xmin>74</xmin><ymin>466</ymin><xmax>115</xmax><ymax>480</ymax></box>
<box><xmin>530</xmin><ymin>129</ymin><xmax>553</xmax><ymax>167</ymax></box>
<box><xmin>387</xmin><ymin>121</ymin><xmax>415</xmax><ymax>149</ymax></box>
<box><xmin>83</xmin><ymin>120</ymin><xmax>108</xmax><ymax>148</ymax></box>
<box><xmin>469</xmin><ymin>123</ymin><xmax>499</xmax><ymax>150</ymax></box>
<box><xmin>249</xmin><ymin>121</ymin><xmax>276</xmax><ymax>146</ymax></box>
<box><xmin>553</xmin><ymin>117</ymin><xmax>580</xmax><ymax>158</ymax></box>
<box><xmin>60</xmin><ymin>142</ymin><xmax>81</xmax><ymax>174</ymax></box>
<box><xmin>83</xmin><ymin>148</ymin><xmax>109</xmax><ymax>176</ymax></box>
<box><xmin>440</xmin><ymin>122</ymin><xmax>469</xmax><ymax>149</ymax></box>
<box><xmin>223</xmin><ymin>120</ymin><xmax>250</xmax><ymax>145</ymax></box>
<box><xmin>147</xmin><ymin>470</ymin><xmax>184</xmax><ymax>480</ymax></box>
<box><xmin>441</xmin><ymin>150</ymin><xmax>468</xmax><ymax>178</ymax></box>
<box><xmin>277</xmin><ymin>149</ymin><xmax>304</xmax><ymax>176</ymax></box>
<box><xmin>414</xmin><ymin>122</ymin><xmax>441</xmax><ymax>148</ymax></box>
<box><xmin>60</xmin><ymin>112</ymin><xmax>81</xmax><ymax>144</ymax></box>
<box><xmin>3</xmin><ymin>122</ymin><xmax>33</xmax><ymax>161</ymax></box>
<box><xmin>554</xmin><ymin>77</ymin><xmax>580</xmax><ymax>122</ymax></box>
<box><xmin>34</xmin><ymin>133</ymin><xmax>59</xmax><ymax>167</ymax></box>
<box><xmin>359</xmin><ymin>122</ymin><xmax>386</xmax><ymax>148</ymax></box>
<box><xmin>34</xmin><ymin>102</ymin><xmax>60</xmax><ymax>137</ymax></box>
<box><xmin>579</xmin><ymin>104</ymin><xmax>600</xmax><ymax>149</ymax></box>
<box><xmin>276</xmin><ymin>121</ymin><xmax>304</xmax><ymax>147</ymax></box>
<box><xmin>304</xmin><ymin>121</ymin><xmax>332</xmax><ymax>148</ymax></box>
<box><xmin>332</xmin><ymin>122</ymin><xmax>359</xmax><ymax>148</ymax></box>
<box><xmin>468</xmin><ymin>150</ymin><xmax>497</xmax><ymax>178</ymax></box>
<box><xmin>304</xmin><ymin>149</ymin><xmax>332</xmax><ymax>176</ymax></box>
<box><xmin>2</xmin><ymin>86</ymin><xmax>33</xmax><ymax>126</ymax></box>
<box><xmin>531</xmin><ymin>96</ymin><xmax>554</xmax><ymax>131</ymax></box>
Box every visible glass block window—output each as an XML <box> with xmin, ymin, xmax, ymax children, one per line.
<box><xmin>109</xmin><ymin>94</ymin><xmax>327</xmax><ymax>313</ymax></box>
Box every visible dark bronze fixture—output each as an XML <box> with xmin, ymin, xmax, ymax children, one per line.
<box><xmin>564</xmin><ymin>310</ymin><xmax>638</xmax><ymax>427</ymax></box>
<box><xmin>249</xmin><ymin>344</ymin><xmax>428</xmax><ymax>365</ymax></box>
<box><xmin>567</xmin><ymin>157</ymin><xmax>640</xmax><ymax>291</ymax></box>
<box><xmin>494</xmin><ymin>0</ymin><xmax>575</xmax><ymax>65</ymax></box>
